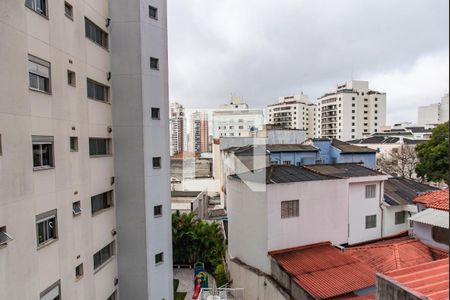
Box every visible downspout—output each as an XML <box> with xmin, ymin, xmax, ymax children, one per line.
<box><xmin>379</xmin><ymin>180</ymin><xmax>384</xmax><ymax>237</ymax></box>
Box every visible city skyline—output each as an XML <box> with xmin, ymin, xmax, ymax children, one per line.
<box><xmin>168</xmin><ymin>0</ymin><xmax>449</xmax><ymax>124</ymax></box>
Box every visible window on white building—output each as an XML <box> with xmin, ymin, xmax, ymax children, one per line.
<box><xmin>365</xmin><ymin>215</ymin><xmax>377</xmax><ymax>229</ymax></box>
<box><xmin>395</xmin><ymin>211</ymin><xmax>406</xmax><ymax>225</ymax></box>
<box><xmin>149</xmin><ymin>5</ymin><xmax>158</xmax><ymax>19</ymax></box>
<box><xmin>281</xmin><ymin>200</ymin><xmax>299</xmax><ymax>219</ymax></box>
<box><xmin>32</xmin><ymin>136</ymin><xmax>54</xmax><ymax>169</ymax></box>
<box><xmin>36</xmin><ymin>210</ymin><xmax>58</xmax><ymax>247</ymax></box>
<box><xmin>25</xmin><ymin>0</ymin><xmax>48</xmax><ymax>17</ymax></box>
<box><xmin>29</xmin><ymin>55</ymin><xmax>51</xmax><ymax>93</ymax></box>
<box><xmin>365</xmin><ymin>185</ymin><xmax>376</xmax><ymax>198</ymax></box>
<box><xmin>0</xmin><ymin>226</ymin><xmax>13</xmax><ymax>247</ymax></box>
<box><xmin>85</xmin><ymin>18</ymin><xmax>108</xmax><ymax>49</ymax></box>
<box><xmin>155</xmin><ymin>252</ymin><xmax>164</xmax><ymax>264</ymax></box>
<box><xmin>93</xmin><ymin>241</ymin><xmax>115</xmax><ymax>270</ymax></box>
<box><xmin>40</xmin><ymin>281</ymin><xmax>61</xmax><ymax>300</ymax></box>
<box><xmin>91</xmin><ymin>191</ymin><xmax>113</xmax><ymax>215</ymax></box>
<box><xmin>89</xmin><ymin>138</ymin><xmax>112</xmax><ymax>156</ymax></box>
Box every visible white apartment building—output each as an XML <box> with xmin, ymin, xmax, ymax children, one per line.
<box><xmin>417</xmin><ymin>93</ymin><xmax>449</xmax><ymax>126</ymax></box>
<box><xmin>170</xmin><ymin>102</ymin><xmax>185</xmax><ymax>156</ymax></box>
<box><xmin>267</xmin><ymin>93</ymin><xmax>316</xmax><ymax>138</ymax></box>
<box><xmin>317</xmin><ymin>81</ymin><xmax>387</xmax><ymax>141</ymax></box>
<box><xmin>0</xmin><ymin>1</ymin><xmax>172</xmax><ymax>299</ymax></box>
<box><xmin>213</xmin><ymin>97</ymin><xmax>264</xmax><ymax>138</ymax></box>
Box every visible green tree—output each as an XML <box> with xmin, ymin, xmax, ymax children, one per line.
<box><xmin>416</xmin><ymin>122</ymin><xmax>449</xmax><ymax>184</ymax></box>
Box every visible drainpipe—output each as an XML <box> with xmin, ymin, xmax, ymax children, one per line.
<box><xmin>379</xmin><ymin>181</ymin><xmax>384</xmax><ymax>238</ymax></box>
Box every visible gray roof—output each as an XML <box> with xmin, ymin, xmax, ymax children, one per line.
<box><xmin>304</xmin><ymin>163</ymin><xmax>382</xmax><ymax>178</ymax></box>
<box><xmin>224</xmin><ymin>144</ymin><xmax>319</xmax><ymax>156</ymax></box>
<box><xmin>383</xmin><ymin>178</ymin><xmax>438</xmax><ymax>206</ymax></box>
<box><xmin>331</xmin><ymin>139</ymin><xmax>377</xmax><ymax>154</ymax></box>
<box><xmin>230</xmin><ymin>165</ymin><xmax>336</xmax><ymax>184</ymax></box>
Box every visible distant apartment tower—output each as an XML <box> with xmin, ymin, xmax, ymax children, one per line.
<box><xmin>170</xmin><ymin>102</ymin><xmax>185</xmax><ymax>156</ymax></box>
<box><xmin>190</xmin><ymin>111</ymin><xmax>209</xmax><ymax>154</ymax></box>
<box><xmin>213</xmin><ymin>97</ymin><xmax>264</xmax><ymax>138</ymax></box>
<box><xmin>267</xmin><ymin>93</ymin><xmax>316</xmax><ymax>138</ymax></box>
<box><xmin>418</xmin><ymin>93</ymin><xmax>449</xmax><ymax>126</ymax></box>
<box><xmin>317</xmin><ymin>81</ymin><xmax>386</xmax><ymax>141</ymax></box>
<box><xmin>0</xmin><ymin>1</ymin><xmax>172</xmax><ymax>300</ymax></box>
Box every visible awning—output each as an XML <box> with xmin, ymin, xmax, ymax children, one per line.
<box><xmin>409</xmin><ymin>208</ymin><xmax>449</xmax><ymax>229</ymax></box>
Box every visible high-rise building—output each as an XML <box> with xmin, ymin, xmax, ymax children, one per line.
<box><xmin>417</xmin><ymin>93</ymin><xmax>449</xmax><ymax>126</ymax></box>
<box><xmin>213</xmin><ymin>96</ymin><xmax>264</xmax><ymax>138</ymax></box>
<box><xmin>0</xmin><ymin>1</ymin><xmax>172</xmax><ymax>299</ymax></box>
<box><xmin>190</xmin><ymin>111</ymin><xmax>209</xmax><ymax>154</ymax></box>
<box><xmin>267</xmin><ymin>93</ymin><xmax>316</xmax><ymax>138</ymax></box>
<box><xmin>317</xmin><ymin>81</ymin><xmax>386</xmax><ymax>141</ymax></box>
<box><xmin>170</xmin><ymin>102</ymin><xmax>185</xmax><ymax>156</ymax></box>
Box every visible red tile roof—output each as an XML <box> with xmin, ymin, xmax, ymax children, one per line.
<box><xmin>383</xmin><ymin>258</ymin><xmax>449</xmax><ymax>300</ymax></box>
<box><xmin>269</xmin><ymin>242</ymin><xmax>376</xmax><ymax>299</ymax></box>
<box><xmin>415</xmin><ymin>189</ymin><xmax>449</xmax><ymax>211</ymax></box>
<box><xmin>345</xmin><ymin>237</ymin><xmax>448</xmax><ymax>274</ymax></box>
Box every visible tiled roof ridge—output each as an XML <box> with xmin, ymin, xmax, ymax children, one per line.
<box><xmin>415</xmin><ymin>189</ymin><xmax>449</xmax><ymax>202</ymax></box>
<box><xmin>268</xmin><ymin>241</ymin><xmax>332</xmax><ymax>256</ymax></box>
<box><xmin>347</xmin><ymin>238</ymin><xmax>418</xmax><ymax>251</ymax></box>
<box><xmin>386</xmin><ymin>258</ymin><xmax>449</xmax><ymax>277</ymax></box>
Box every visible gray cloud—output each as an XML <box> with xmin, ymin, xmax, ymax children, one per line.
<box><xmin>168</xmin><ymin>0</ymin><xmax>449</xmax><ymax>124</ymax></box>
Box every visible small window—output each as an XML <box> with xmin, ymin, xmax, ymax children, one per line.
<box><xmin>40</xmin><ymin>281</ymin><xmax>61</xmax><ymax>300</ymax></box>
<box><xmin>25</xmin><ymin>0</ymin><xmax>48</xmax><ymax>17</ymax></box>
<box><xmin>72</xmin><ymin>201</ymin><xmax>81</xmax><ymax>216</ymax></box>
<box><xmin>32</xmin><ymin>136</ymin><xmax>54</xmax><ymax>169</ymax></box>
<box><xmin>151</xmin><ymin>108</ymin><xmax>160</xmax><ymax>120</ymax></box>
<box><xmin>67</xmin><ymin>70</ymin><xmax>76</xmax><ymax>86</ymax></box>
<box><xmin>281</xmin><ymin>200</ymin><xmax>299</xmax><ymax>219</ymax></box>
<box><xmin>75</xmin><ymin>263</ymin><xmax>84</xmax><ymax>279</ymax></box>
<box><xmin>0</xmin><ymin>226</ymin><xmax>13</xmax><ymax>246</ymax></box>
<box><xmin>91</xmin><ymin>191</ymin><xmax>113</xmax><ymax>215</ymax></box>
<box><xmin>36</xmin><ymin>210</ymin><xmax>58</xmax><ymax>247</ymax></box>
<box><xmin>89</xmin><ymin>138</ymin><xmax>112</xmax><ymax>156</ymax></box>
<box><xmin>365</xmin><ymin>215</ymin><xmax>377</xmax><ymax>229</ymax></box>
<box><xmin>155</xmin><ymin>252</ymin><xmax>164</xmax><ymax>264</ymax></box>
<box><xmin>150</xmin><ymin>57</ymin><xmax>159</xmax><ymax>70</ymax></box>
<box><xmin>395</xmin><ymin>211</ymin><xmax>406</xmax><ymax>225</ymax></box>
<box><xmin>365</xmin><ymin>185</ymin><xmax>376</xmax><ymax>198</ymax></box>
<box><xmin>149</xmin><ymin>5</ymin><xmax>158</xmax><ymax>19</ymax></box>
<box><xmin>153</xmin><ymin>157</ymin><xmax>161</xmax><ymax>169</ymax></box>
<box><xmin>87</xmin><ymin>79</ymin><xmax>109</xmax><ymax>102</ymax></box>
<box><xmin>154</xmin><ymin>205</ymin><xmax>163</xmax><ymax>217</ymax></box>
<box><xmin>85</xmin><ymin>18</ymin><xmax>108</xmax><ymax>49</ymax></box>
<box><xmin>70</xmin><ymin>136</ymin><xmax>78</xmax><ymax>152</ymax></box>
<box><xmin>28</xmin><ymin>55</ymin><xmax>51</xmax><ymax>93</ymax></box>
<box><xmin>64</xmin><ymin>2</ymin><xmax>73</xmax><ymax>19</ymax></box>
<box><xmin>93</xmin><ymin>241</ymin><xmax>115</xmax><ymax>270</ymax></box>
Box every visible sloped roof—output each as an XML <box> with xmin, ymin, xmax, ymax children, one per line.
<box><xmin>231</xmin><ymin>165</ymin><xmax>336</xmax><ymax>184</ymax></box>
<box><xmin>224</xmin><ymin>144</ymin><xmax>319</xmax><ymax>156</ymax></box>
<box><xmin>304</xmin><ymin>163</ymin><xmax>382</xmax><ymax>178</ymax></box>
<box><xmin>269</xmin><ymin>242</ymin><xmax>376</xmax><ymax>299</ymax></box>
<box><xmin>409</xmin><ymin>208</ymin><xmax>449</xmax><ymax>229</ymax></box>
<box><xmin>345</xmin><ymin>237</ymin><xmax>448</xmax><ymax>274</ymax></box>
<box><xmin>414</xmin><ymin>190</ymin><xmax>449</xmax><ymax>211</ymax></box>
<box><xmin>382</xmin><ymin>258</ymin><xmax>449</xmax><ymax>300</ymax></box>
<box><xmin>332</xmin><ymin>139</ymin><xmax>377</xmax><ymax>153</ymax></box>
<box><xmin>349</xmin><ymin>136</ymin><xmax>401</xmax><ymax>145</ymax></box>
<box><xmin>383</xmin><ymin>178</ymin><xmax>438</xmax><ymax>206</ymax></box>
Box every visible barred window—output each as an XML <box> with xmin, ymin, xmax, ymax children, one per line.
<box><xmin>395</xmin><ymin>211</ymin><xmax>406</xmax><ymax>225</ymax></box>
<box><xmin>281</xmin><ymin>200</ymin><xmax>299</xmax><ymax>219</ymax></box>
<box><xmin>365</xmin><ymin>215</ymin><xmax>377</xmax><ymax>229</ymax></box>
<box><xmin>365</xmin><ymin>185</ymin><xmax>376</xmax><ymax>199</ymax></box>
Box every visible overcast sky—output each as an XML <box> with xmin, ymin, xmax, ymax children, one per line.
<box><xmin>167</xmin><ymin>0</ymin><xmax>449</xmax><ymax>124</ymax></box>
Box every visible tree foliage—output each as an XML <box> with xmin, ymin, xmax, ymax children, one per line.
<box><xmin>378</xmin><ymin>145</ymin><xmax>419</xmax><ymax>179</ymax></box>
<box><xmin>415</xmin><ymin>122</ymin><xmax>449</xmax><ymax>184</ymax></box>
<box><xmin>172</xmin><ymin>211</ymin><xmax>226</xmax><ymax>273</ymax></box>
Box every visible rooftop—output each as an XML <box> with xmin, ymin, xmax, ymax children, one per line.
<box><xmin>269</xmin><ymin>242</ymin><xmax>376</xmax><ymax>299</ymax></box>
<box><xmin>414</xmin><ymin>190</ymin><xmax>449</xmax><ymax>211</ymax></box>
<box><xmin>409</xmin><ymin>208</ymin><xmax>449</xmax><ymax>229</ymax></box>
<box><xmin>345</xmin><ymin>236</ymin><xmax>448</xmax><ymax>274</ymax></box>
<box><xmin>230</xmin><ymin>165</ymin><xmax>336</xmax><ymax>184</ymax></box>
<box><xmin>223</xmin><ymin>144</ymin><xmax>319</xmax><ymax>156</ymax></box>
<box><xmin>381</xmin><ymin>258</ymin><xmax>449</xmax><ymax>300</ymax></box>
<box><xmin>304</xmin><ymin>163</ymin><xmax>383</xmax><ymax>178</ymax></box>
<box><xmin>331</xmin><ymin>139</ymin><xmax>377</xmax><ymax>154</ymax></box>
<box><xmin>383</xmin><ymin>177</ymin><xmax>438</xmax><ymax>206</ymax></box>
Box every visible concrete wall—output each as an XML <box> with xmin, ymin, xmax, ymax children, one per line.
<box><xmin>383</xmin><ymin>205</ymin><xmax>416</xmax><ymax>237</ymax></box>
<box><xmin>376</xmin><ymin>274</ymin><xmax>426</xmax><ymax>300</ymax></box>
<box><xmin>267</xmin><ymin>180</ymin><xmax>349</xmax><ymax>251</ymax></box>
<box><xmin>110</xmin><ymin>0</ymin><xmax>173</xmax><ymax>299</ymax></box>
<box><xmin>229</xmin><ymin>259</ymin><xmax>291</xmax><ymax>300</ymax></box>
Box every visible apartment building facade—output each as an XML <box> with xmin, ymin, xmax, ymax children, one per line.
<box><xmin>0</xmin><ymin>0</ymin><xmax>172</xmax><ymax>299</ymax></box>
<box><xmin>169</xmin><ymin>102</ymin><xmax>185</xmax><ymax>156</ymax></box>
<box><xmin>417</xmin><ymin>93</ymin><xmax>449</xmax><ymax>126</ymax></box>
<box><xmin>317</xmin><ymin>81</ymin><xmax>387</xmax><ymax>141</ymax></box>
<box><xmin>212</xmin><ymin>97</ymin><xmax>264</xmax><ymax>138</ymax></box>
<box><xmin>267</xmin><ymin>93</ymin><xmax>316</xmax><ymax>139</ymax></box>
<box><xmin>190</xmin><ymin>111</ymin><xmax>209</xmax><ymax>154</ymax></box>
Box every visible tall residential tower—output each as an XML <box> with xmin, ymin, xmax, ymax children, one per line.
<box><xmin>170</xmin><ymin>102</ymin><xmax>185</xmax><ymax>156</ymax></box>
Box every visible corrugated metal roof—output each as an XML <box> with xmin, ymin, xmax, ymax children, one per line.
<box><xmin>383</xmin><ymin>178</ymin><xmax>438</xmax><ymax>206</ymax></box>
<box><xmin>414</xmin><ymin>189</ymin><xmax>449</xmax><ymax>211</ymax></box>
<box><xmin>304</xmin><ymin>163</ymin><xmax>382</xmax><ymax>178</ymax></box>
<box><xmin>409</xmin><ymin>208</ymin><xmax>449</xmax><ymax>229</ymax></box>
<box><xmin>383</xmin><ymin>258</ymin><xmax>449</xmax><ymax>300</ymax></box>
<box><xmin>345</xmin><ymin>237</ymin><xmax>448</xmax><ymax>273</ymax></box>
<box><xmin>269</xmin><ymin>242</ymin><xmax>376</xmax><ymax>299</ymax></box>
<box><xmin>332</xmin><ymin>139</ymin><xmax>377</xmax><ymax>153</ymax></box>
